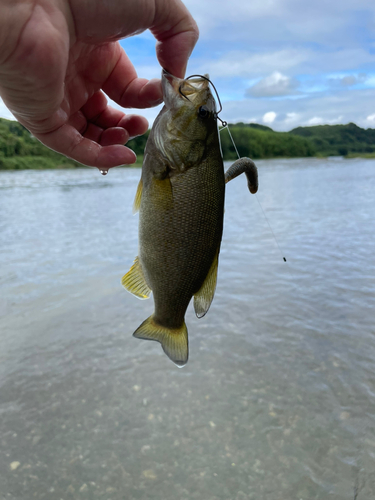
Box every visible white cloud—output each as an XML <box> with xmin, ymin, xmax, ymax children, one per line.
<box><xmin>328</xmin><ymin>73</ymin><xmax>367</xmax><ymax>87</ymax></box>
<box><xmin>307</xmin><ymin>116</ymin><xmax>324</xmax><ymax>126</ymax></box>
<box><xmin>366</xmin><ymin>113</ymin><xmax>375</xmax><ymax>123</ymax></box>
<box><xmin>199</xmin><ymin>49</ymin><xmax>309</xmax><ymax>79</ymax></box>
<box><xmin>284</xmin><ymin>112</ymin><xmax>299</xmax><ymax>125</ymax></box>
<box><xmin>341</xmin><ymin>76</ymin><xmax>358</xmax><ymax>86</ymax></box>
<box><xmin>184</xmin><ymin>0</ymin><xmax>375</xmax><ymax>48</ymax></box>
<box><xmin>221</xmin><ymin>87</ymin><xmax>375</xmax><ymax>131</ymax></box>
<box><xmin>246</xmin><ymin>72</ymin><xmax>299</xmax><ymax>97</ymax></box>
<box><xmin>263</xmin><ymin>111</ymin><xmax>277</xmax><ymax>124</ymax></box>
<box><xmin>184</xmin><ymin>0</ymin><xmax>285</xmax><ymax>36</ymax></box>
<box><xmin>341</xmin><ymin>74</ymin><xmax>366</xmax><ymax>86</ymax></box>
<box><xmin>194</xmin><ymin>48</ymin><xmax>375</xmax><ymax>84</ymax></box>
<box><xmin>326</xmin><ymin>116</ymin><xmax>344</xmax><ymax>125</ymax></box>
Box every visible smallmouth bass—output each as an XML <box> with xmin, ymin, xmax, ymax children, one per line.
<box><xmin>122</xmin><ymin>71</ymin><xmax>258</xmax><ymax>367</ymax></box>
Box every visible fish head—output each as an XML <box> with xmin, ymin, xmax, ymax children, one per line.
<box><xmin>162</xmin><ymin>70</ymin><xmax>217</xmax><ymax>138</ymax></box>
<box><xmin>152</xmin><ymin>71</ymin><xmax>219</xmax><ymax>168</ymax></box>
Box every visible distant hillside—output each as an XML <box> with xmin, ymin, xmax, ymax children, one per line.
<box><xmin>219</xmin><ymin>122</ymin><xmax>315</xmax><ymax>160</ymax></box>
<box><xmin>0</xmin><ymin>118</ymin><xmax>79</xmax><ymax>169</ymax></box>
<box><xmin>235</xmin><ymin>122</ymin><xmax>274</xmax><ymax>132</ymax></box>
<box><xmin>290</xmin><ymin>122</ymin><xmax>375</xmax><ymax>157</ymax></box>
<box><xmin>1</xmin><ymin>116</ymin><xmax>375</xmax><ymax>170</ymax></box>
<box><xmin>127</xmin><ymin>121</ymin><xmax>316</xmax><ymax>160</ymax></box>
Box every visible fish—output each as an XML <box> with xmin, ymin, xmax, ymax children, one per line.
<box><xmin>122</xmin><ymin>70</ymin><xmax>258</xmax><ymax>367</ymax></box>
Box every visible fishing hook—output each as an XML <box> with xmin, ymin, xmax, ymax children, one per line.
<box><xmin>185</xmin><ymin>74</ymin><xmax>227</xmax><ymax>125</ymax></box>
<box><xmin>169</xmin><ymin>71</ymin><xmax>228</xmax><ymax>125</ymax></box>
<box><xmin>164</xmin><ymin>69</ymin><xmax>226</xmax><ymax>124</ymax></box>
<box><xmin>178</xmin><ymin>84</ymin><xmax>191</xmax><ymax>102</ymax></box>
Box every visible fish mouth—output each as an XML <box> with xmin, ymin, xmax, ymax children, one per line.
<box><xmin>162</xmin><ymin>69</ymin><xmax>209</xmax><ymax>94</ymax></box>
<box><xmin>162</xmin><ymin>70</ymin><xmax>215</xmax><ymax>112</ymax></box>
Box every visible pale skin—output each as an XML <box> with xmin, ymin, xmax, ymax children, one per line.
<box><xmin>0</xmin><ymin>0</ymin><xmax>199</xmax><ymax>169</ymax></box>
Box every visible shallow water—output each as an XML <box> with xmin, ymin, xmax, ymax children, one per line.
<box><xmin>0</xmin><ymin>158</ymin><xmax>374</xmax><ymax>499</ymax></box>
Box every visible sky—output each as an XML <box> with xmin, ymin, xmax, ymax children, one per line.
<box><xmin>1</xmin><ymin>0</ymin><xmax>375</xmax><ymax>131</ymax></box>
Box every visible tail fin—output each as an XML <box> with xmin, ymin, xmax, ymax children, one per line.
<box><xmin>133</xmin><ymin>316</ymin><xmax>188</xmax><ymax>367</ymax></box>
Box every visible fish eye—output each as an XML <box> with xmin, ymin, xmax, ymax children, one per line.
<box><xmin>198</xmin><ymin>106</ymin><xmax>209</xmax><ymax>119</ymax></box>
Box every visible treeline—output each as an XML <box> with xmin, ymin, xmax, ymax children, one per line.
<box><xmin>126</xmin><ymin>122</ymin><xmax>315</xmax><ymax>160</ymax></box>
<box><xmin>0</xmin><ymin>118</ymin><xmax>80</xmax><ymax>170</ymax></box>
<box><xmin>290</xmin><ymin>122</ymin><xmax>375</xmax><ymax>157</ymax></box>
<box><xmin>1</xmin><ymin>116</ymin><xmax>375</xmax><ymax>170</ymax></box>
<box><xmin>219</xmin><ymin>123</ymin><xmax>315</xmax><ymax>159</ymax></box>
<box><xmin>128</xmin><ymin>121</ymin><xmax>375</xmax><ymax>160</ymax></box>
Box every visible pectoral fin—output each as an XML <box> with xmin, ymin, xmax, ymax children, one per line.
<box><xmin>122</xmin><ymin>256</ymin><xmax>151</xmax><ymax>299</ymax></box>
<box><xmin>225</xmin><ymin>157</ymin><xmax>258</xmax><ymax>194</ymax></box>
<box><xmin>152</xmin><ymin>176</ymin><xmax>174</xmax><ymax>211</ymax></box>
<box><xmin>194</xmin><ymin>252</ymin><xmax>219</xmax><ymax>318</ymax></box>
<box><xmin>132</xmin><ymin>178</ymin><xmax>143</xmax><ymax>214</ymax></box>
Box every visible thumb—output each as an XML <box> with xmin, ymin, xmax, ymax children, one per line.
<box><xmin>151</xmin><ymin>0</ymin><xmax>199</xmax><ymax>78</ymax></box>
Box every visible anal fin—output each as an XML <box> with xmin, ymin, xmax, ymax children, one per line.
<box><xmin>194</xmin><ymin>252</ymin><xmax>219</xmax><ymax>318</ymax></box>
<box><xmin>122</xmin><ymin>256</ymin><xmax>151</xmax><ymax>299</ymax></box>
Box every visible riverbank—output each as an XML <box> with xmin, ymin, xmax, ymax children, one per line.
<box><xmin>0</xmin><ymin>154</ymin><xmax>144</xmax><ymax>170</ymax></box>
<box><xmin>2</xmin><ymin>152</ymin><xmax>375</xmax><ymax>171</ymax></box>
<box><xmin>1</xmin><ymin>116</ymin><xmax>375</xmax><ymax>169</ymax></box>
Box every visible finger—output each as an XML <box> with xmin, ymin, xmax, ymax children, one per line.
<box><xmin>72</xmin><ymin>0</ymin><xmax>198</xmax><ymax>80</ymax></box>
<box><xmin>81</xmin><ymin>92</ymin><xmax>129</xmax><ymax>133</ymax></box>
<box><xmin>78</xmin><ymin>121</ymin><xmax>130</xmax><ymax>147</ymax></box>
<box><xmin>35</xmin><ymin>124</ymin><xmax>136</xmax><ymax>168</ymax></box>
<box><xmin>100</xmin><ymin>127</ymin><xmax>129</xmax><ymax>147</ymax></box>
<box><xmin>81</xmin><ymin>91</ymin><xmax>108</xmax><ymax>121</ymax></box>
<box><xmin>152</xmin><ymin>0</ymin><xmax>199</xmax><ymax>78</ymax></box>
<box><xmin>102</xmin><ymin>50</ymin><xmax>163</xmax><ymax>109</ymax></box>
<box><xmin>83</xmin><ymin>124</ymin><xmax>129</xmax><ymax>147</ymax></box>
<box><xmin>117</xmin><ymin>114</ymin><xmax>148</xmax><ymax>139</ymax></box>
<box><xmin>83</xmin><ymin>123</ymin><xmax>103</xmax><ymax>143</ymax></box>
<box><xmin>120</xmin><ymin>77</ymin><xmax>163</xmax><ymax>109</ymax></box>
<box><xmin>67</xmin><ymin>110</ymin><xmax>88</xmax><ymax>134</ymax></box>
<box><xmin>80</xmin><ymin>93</ymin><xmax>148</xmax><ymax>140</ymax></box>
<box><xmin>90</xmin><ymin>105</ymin><xmax>125</xmax><ymax>129</ymax></box>
<box><xmin>155</xmin><ymin>31</ymin><xmax>198</xmax><ymax>78</ymax></box>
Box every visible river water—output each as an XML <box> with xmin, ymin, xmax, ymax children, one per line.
<box><xmin>0</xmin><ymin>157</ymin><xmax>374</xmax><ymax>499</ymax></box>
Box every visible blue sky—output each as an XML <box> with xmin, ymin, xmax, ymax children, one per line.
<box><xmin>1</xmin><ymin>0</ymin><xmax>375</xmax><ymax>131</ymax></box>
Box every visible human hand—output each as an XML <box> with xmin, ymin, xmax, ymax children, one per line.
<box><xmin>0</xmin><ymin>0</ymin><xmax>198</xmax><ymax>170</ymax></box>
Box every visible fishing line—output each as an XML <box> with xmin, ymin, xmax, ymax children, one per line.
<box><xmin>219</xmin><ymin>123</ymin><xmax>288</xmax><ymax>264</ymax></box>
<box><xmin>184</xmin><ymin>73</ymin><xmax>288</xmax><ymax>264</ymax></box>
<box><xmin>225</xmin><ymin>125</ymin><xmax>240</xmax><ymax>159</ymax></box>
